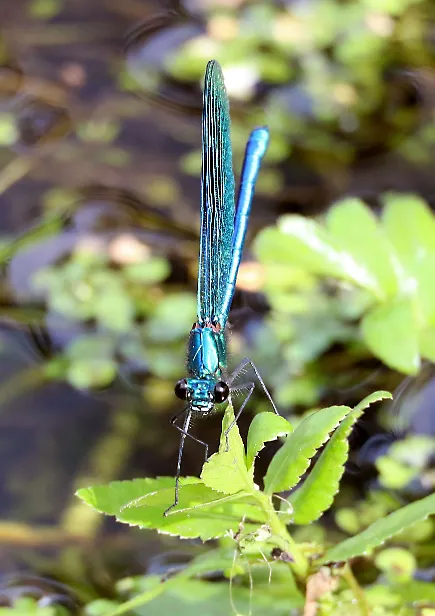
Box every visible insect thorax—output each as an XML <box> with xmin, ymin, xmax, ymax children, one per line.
<box><xmin>187</xmin><ymin>323</ymin><xmax>227</xmax><ymax>379</ymax></box>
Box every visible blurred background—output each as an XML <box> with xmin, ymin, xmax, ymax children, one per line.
<box><xmin>0</xmin><ymin>0</ymin><xmax>435</xmax><ymax>611</ymax></box>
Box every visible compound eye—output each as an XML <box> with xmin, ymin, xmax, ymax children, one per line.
<box><xmin>174</xmin><ymin>379</ymin><xmax>189</xmax><ymax>400</ymax></box>
<box><xmin>214</xmin><ymin>381</ymin><xmax>230</xmax><ymax>404</ymax></box>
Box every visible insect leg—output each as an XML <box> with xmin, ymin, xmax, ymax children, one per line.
<box><xmin>223</xmin><ymin>381</ymin><xmax>255</xmax><ymax>451</ymax></box>
<box><xmin>170</xmin><ymin>409</ymin><xmax>210</xmax><ymax>462</ymax></box>
<box><xmin>228</xmin><ymin>357</ymin><xmax>279</xmax><ymax>415</ymax></box>
<box><xmin>164</xmin><ymin>409</ymin><xmax>210</xmax><ymax>517</ymax></box>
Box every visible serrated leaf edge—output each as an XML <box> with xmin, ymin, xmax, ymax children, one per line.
<box><xmin>265</xmin><ymin>406</ymin><xmax>352</xmax><ymax>495</ymax></box>
<box><xmin>290</xmin><ymin>392</ymin><xmax>391</xmax><ymax>524</ymax></box>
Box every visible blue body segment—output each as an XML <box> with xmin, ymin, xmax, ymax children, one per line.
<box><xmin>183</xmin><ymin>59</ymin><xmax>269</xmax><ymax>414</ymax></box>
<box><xmin>186</xmin><ymin>325</ymin><xmax>227</xmax><ymax>413</ymax></box>
<box><xmin>166</xmin><ymin>59</ymin><xmax>272</xmax><ymax>516</ymax></box>
<box><xmin>218</xmin><ymin>126</ymin><xmax>270</xmax><ymax>325</ymax></box>
<box><xmin>187</xmin><ymin>326</ymin><xmax>227</xmax><ymax>379</ymax></box>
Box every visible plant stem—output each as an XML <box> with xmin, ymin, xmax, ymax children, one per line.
<box><xmin>254</xmin><ymin>491</ymin><xmax>309</xmax><ymax>579</ymax></box>
<box><xmin>341</xmin><ymin>562</ymin><xmax>370</xmax><ymax>616</ymax></box>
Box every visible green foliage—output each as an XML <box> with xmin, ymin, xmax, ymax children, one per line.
<box><xmin>264</xmin><ymin>405</ymin><xmax>352</xmax><ymax>495</ymax></box>
<box><xmin>33</xmin><ymin>245</ymin><xmax>169</xmax><ymax>331</ymax></box>
<box><xmin>76</xmin><ymin>388</ymin><xmax>435</xmax><ymax>614</ymax></box>
<box><xmin>29</xmin><ymin>0</ymin><xmax>63</xmax><ymax>19</ymax></box>
<box><xmin>85</xmin><ymin>551</ymin><xmax>304</xmax><ymax>616</ymax></box>
<box><xmin>159</xmin><ymin>0</ymin><xmax>433</xmax><ymax>182</ymax></box>
<box><xmin>288</xmin><ymin>392</ymin><xmax>388</xmax><ymax>524</ymax></box>
<box><xmin>375</xmin><ymin>547</ymin><xmax>416</xmax><ymax>583</ymax></box>
<box><xmin>0</xmin><ymin>598</ymin><xmax>68</xmax><ymax>615</ymax></box>
<box><xmin>74</xmin><ymin>389</ymin><xmax>435</xmax><ymax>613</ymax></box>
<box><xmin>0</xmin><ymin>113</ymin><xmax>18</xmax><ymax>145</ymax></box>
<box><xmin>324</xmin><ymin>492</ymin><xmax>435</xmax><ymax>563</ymax></box>
<box><xmin>376</xmin><ymin>435</ymin><xmax>435</xmax><ymax>490</ymax></box>
<box><xmin>256</xmin><ymin>194</ymin><xmax>435</xmax><ymax>374</ymax></box>
<box><xmin>335</xmin><ymin>491</ymin><xmax>402</xmax><ymax>536</ymax></box>
<box><xmin>3</xmin><ymin>1</ymin><xmax>435</xmax><ymax>613</ymax></box>
<box><xmin>78</xmin><ymin>405</ymin><xmax>291</xmax><ymax>541</ymax></box>
<box><xmin>30</xmin><ymin>238</ymin><xmax>194</xmax><ymax>388</ymax></box>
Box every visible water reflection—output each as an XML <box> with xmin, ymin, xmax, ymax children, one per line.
<box><xmin>125</xmin><ymin>13</ymin><xmax>205</xmax><ymax>111</ymax></box>
<box><xmin>0</xmin><ymin>574</ymin><xmax>79</xmax><ymax>611</ymax></box>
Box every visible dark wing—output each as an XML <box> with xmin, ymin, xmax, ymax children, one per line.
<box><xmin>197</xmin><ymin>60</ymin><xmax>235</xmax><ymax>326</ymax></box>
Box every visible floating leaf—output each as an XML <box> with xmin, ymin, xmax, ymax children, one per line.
<box><xmin>289</xmin><ymin>391</ymin><xmax>391</xmax><ymax>524</ymax></box>
<box><xmin>375</xmin><ymin>547</ymin><xmax>416</xmax><ymax>583</ymax></box>
<box><xmin>323</xmin><ymin>492</ymin><xmax>435</xmax><ymax>563</ymax></box>
<box><xmin>255</xmin><ymin>220</ymin><xmax>345</xmax><ymax>277</ymax></box>
<box><xmin>255</xmin><ymin>195</ymin><xmax>435</xmax><ymax>372</ymax></box>
<box><xmin>419</xmin><ymin>327</ymin><xmax>435</xmax><ymax>362</ymax></box>
<box><xmin>276</xmin><ymin>215</ymin><xmax>386</xmax><ymax>293</ymax></box>
<box><xmin>94</xmin><ymin>287</ymin><xmax>134</xmax><ymax>332</ymax></box>
<box><xmin>412</xmin><ymin>257</ymin><xmax>435</xmax><ymax>325</ymax></box>
<box><xmin>382</xmin><ymin>193</ymin><xmax>435</xmax><ymax>323</ymax></box>
<box><xmin>382</xmin><ymin>193</ymin><xmax>435</xmax><ymax>276</ymax></box>
<box><xmin>386</xmin><ymin>580</ymin><xmax>435</xmax><ymax>604</ymax></box>
<box><xmin>361</xmin><ymin>298</ymin><xmax>420</xmax><ymax>374</ymax></box>
<box><xmin>246</xmin><ymin>412</ymin><xmax>292</xmax><ymax>471</ymax></box>
<box><xmin>376</xmin><ymin>456</ymin><xmax>418</xmax><ymax>490</ymax></box>
<box><xmin>264</xmin><ymin>405</ymin><xmax>352</xmax><ymax>495</ymax></box>
<box><xmin>326</xmin><ymin>198</ymin><xmax>399</xmax><ymax>299</ymax></box>
<box><xmin>124</xmin><ymin>257</ymin><xmax>170</xmax><ymax>283</ymax></box>
<box><xmin>67</xmin><ymin>357</ymin><xmax>116</xmax><ymax>389</ymax></box>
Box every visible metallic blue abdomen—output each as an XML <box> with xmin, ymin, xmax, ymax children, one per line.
<box><xmin>187</xmin><ymin>326</ymin><xmax>226</xmax><ymax>379</ymax></box>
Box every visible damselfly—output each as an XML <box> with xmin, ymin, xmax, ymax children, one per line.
<box><xmin>165</xmin><ymin>60</ymin><xmax>278</xmax><ymax>516</ymax></box>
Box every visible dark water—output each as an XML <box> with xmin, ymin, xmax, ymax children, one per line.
<box><xmin>0</xmin><ymin>0</ymin><xmax>435</xmax><ymax>608</ymax></box>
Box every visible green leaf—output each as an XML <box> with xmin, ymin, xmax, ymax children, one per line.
<box><xmin>116</xmin><ymin>578</ymin><xmax>303</xmax><ymax>616</ymax></box>
<box><xmin>66</xmin><ymin>334</ymin><xmax>114</xmax><ymax>360</ymax></box>
<box><xmin>77</xmin><ymin>477</ymin><xmax>187</xmax><ymax>515</ymax></box>
<box><xmin>78</xmin><ymin>476</ymin><xmax>265</xmax><ymax>541</ymax></box>
<box><xmin>246</xmin><ymin>412</ymin><xmax>292</xmax><ymax>471</ymax></box>
<box><xmin>376</xmin><ymin>456</ymin><xmax>417</xmax><ymax>490</ymax></box>
<box><xmin>67</xmin><ymin>357</ymin><xmax>116</xmax><ymax>389</ymax></box>
<box><xmin>389</xmin><ymin>580</ymin><xmax>435</xmax><ymax>604</ymax></box>
<box><xmin>366</xmin><ymin>579</ymin><xmax>435</xmax><ymax>610</ymax></box>
<box><xmin>121</xmin><ymin>483</ymin><xmax>265</xmax><ymax>541</ymax></box>
<box><xmin>146</xmin><ymin>293</ymin><xmax>197</xmax><ymax>341</ymax></box>
<box><xmin>256</xmin><ymin>215</ymin><xmax>386</xmax><ymax>294</ymax></box>
<box><xmin>411</xmin><ymin>256</ymin><xmax>435</xmax><ymax>325</ymax></box>
<box><xmin>0</xmin><ymin>597</ymin><xmax>63</xmax><ymax>615</ymax></box>
<box><xmin>85</xmin><ymin>599</ymin><xmax>121</xmax><ymax>615</ymax></box>
<box><xmin>388</xmin><ymin>435</ymin><xmax>435</xmax><ymax>468</ymax></box>
<box><xmin>375</xmin><ymin>547</ymin><xmax>416</xmax><ymax>583</ymax></box>
<box><xmin>382</xmin><ymin>193</ymin><xmax>435</xmax><ymax>276</ymax></box>
<box><xmin>29</xmin><ymin>0</ymin><xmax>62</xmax><ymax>19</ymax></box>
<box><xmin>419</xmin><ymin>327</ymin><xmax>435</xmax><ymax>362</ymax></box>
<box><xmin>201</xmin><ymin>403</ymin><xmax>253</xmax><ymax>494</ymax></box>
<box><xmin>289</xmin><ymin>391</ymin><xmax>391</xmax><ymax>524</ymax></box>
<box><xmin>323</xmin><ymin>492</ymin><xmax>435</xmax><ymax>563</ymax></box>
<box><xmin>326</xmin><ymin>198</ymin><xmax>399</xmax><ymax>299</ymax></box>
<box><xmin>94</xmin><ymin>288</ymin><xmax>134</xmax><ymax>332</ymax></box>
<box><xmin>0</xmin><ymin>112</ymin><xmax>18</xmax><ymax>145</ymax></box>
<box><xmin>382</xmin><ymin>193</ymin><xmax>435</xmax><ymax>325</ymax></box>
<box><xmin>361</xmin><ymin>298</ymin><xmax>420</xmax><ymax>374</ymax></box>
<box><xmin>65</xmin><ymin>334</ymin><xmax>117</xmax><ymax>388</ymax></box>
<box><xmin>124</xmin><ymin>257</ymin><xmax>170</xmax><ymax>283</ymax></box>
<box><xmin>254</xmin><ymin>220</ymin><xmax>344</xmax><ymax>277</ymax></box>
<box><xmin>263</xmin><ymin>405</ymin><xmax>352</xmax><ymax>495</ymax></box>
